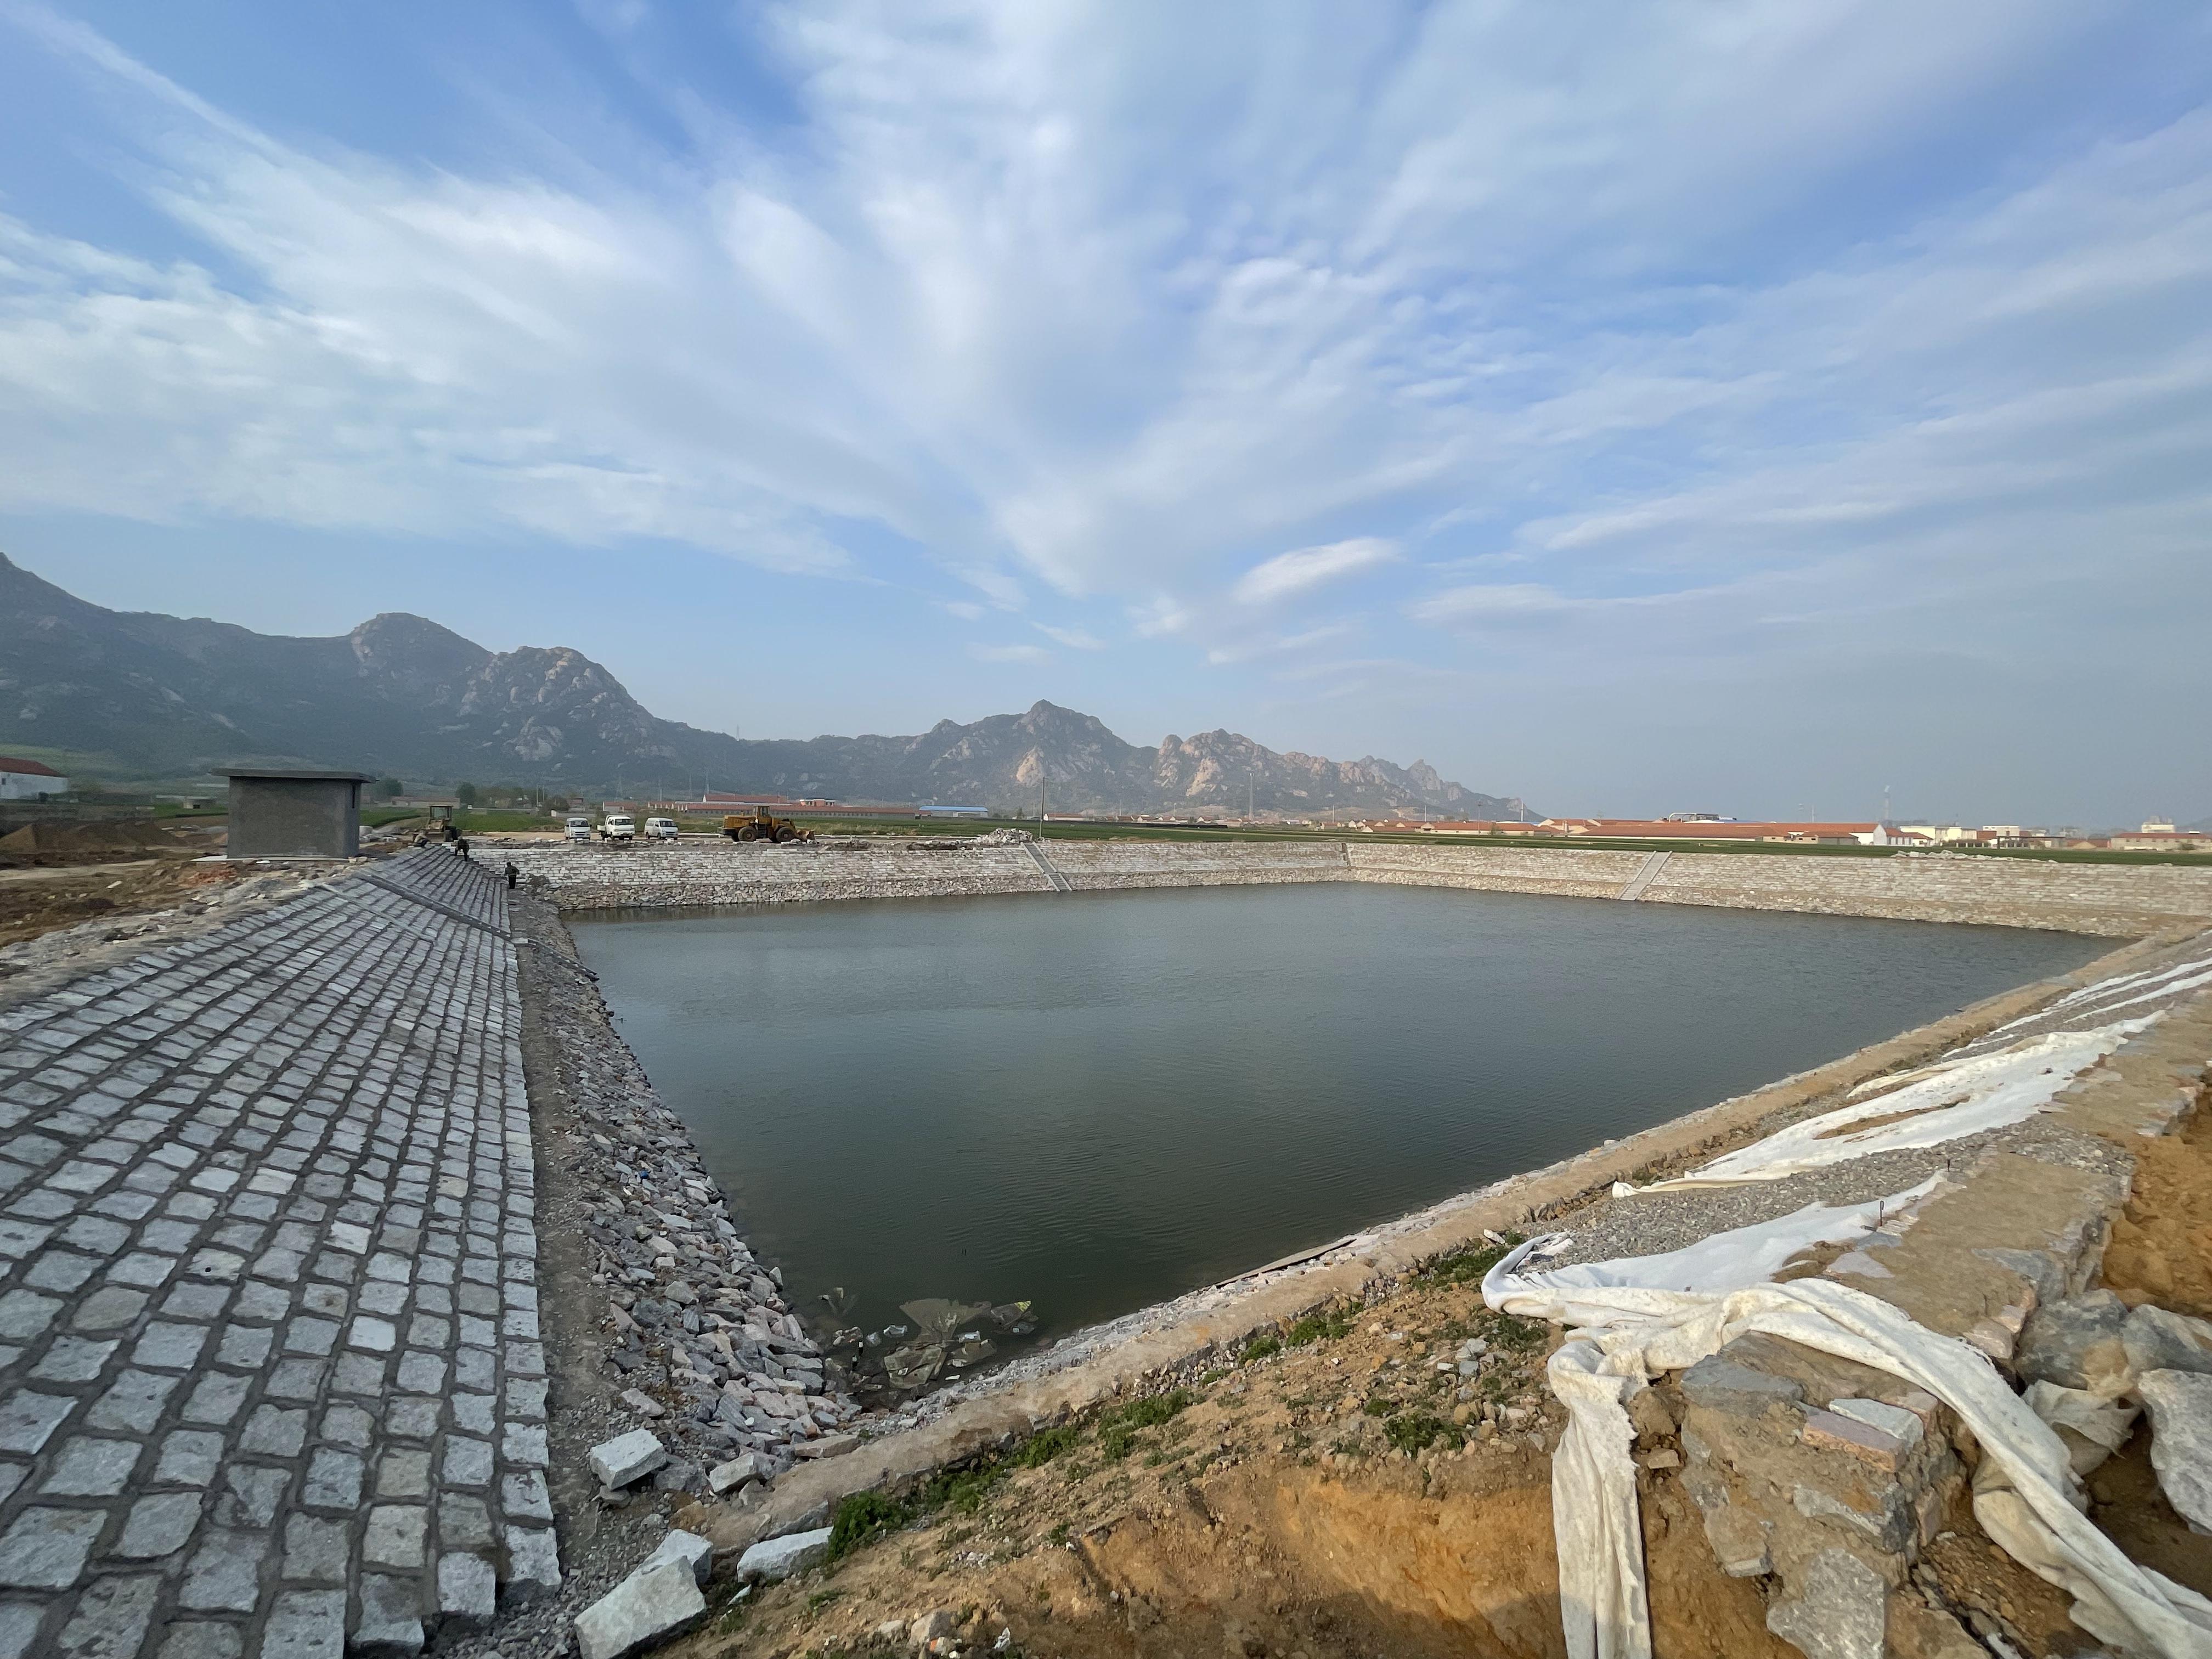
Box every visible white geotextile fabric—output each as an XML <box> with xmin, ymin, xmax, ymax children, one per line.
<box><xmin>1505</xmin><ymin>1181</ymin><xmax>1939</xmax><ymax>1299</ymax></box>
<box><xmin>1483</xmin><ymin>1238</ymin><xmax>2212</xmax><ymax>1659</ymax></box>
<box><xmin>1647</xmin><ymin>1017</ymin><xmax>2157</xmax><ymax>1189</ymax></box>
<box><xmin>1982</xmin><ymin>951</ymin><xmax>2212</xmax><ymax>1041</ymax></box>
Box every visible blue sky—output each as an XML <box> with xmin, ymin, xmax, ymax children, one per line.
<box><xmin>1</xmin><ymin>2</ymin><xmax>2207</xmax><ymax>825</ymax></box>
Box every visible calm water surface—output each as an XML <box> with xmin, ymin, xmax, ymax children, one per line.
<box><xmin>572</xmin><ymin>885</ymin><xmax>2101</xmax><ymax>1344</ymax></box>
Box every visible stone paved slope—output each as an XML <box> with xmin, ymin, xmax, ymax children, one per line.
<box><xmin>501</xmin><ymin>837</ymin><xmax>2212</xmax><ymax>935</ymax></box>
<box><xmin>0</xmin><ymin>848</ymin><xmax>552</xmax><ymax>1657</ymax></box>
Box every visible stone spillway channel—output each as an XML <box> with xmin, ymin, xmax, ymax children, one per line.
<box><xmin>0</xmin><ymin>849</ymin><xmax>551</xmax><ymax>1657</ymax></box>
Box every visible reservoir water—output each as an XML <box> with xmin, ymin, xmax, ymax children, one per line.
<box><xmin>572</xmin><ymin>884</ymin><xmax>2102</xmax><ymax>1349</ymax></box>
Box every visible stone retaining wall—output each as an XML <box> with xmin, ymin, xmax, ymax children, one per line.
<box><xmin>1346</xmin><ymin>843</ymin><xmax>2212</xmax><ymax>934</ymax></box>
<box><xmin>501</xmin><ymin>837</ymin><xmax>2212</xmax><ymax>935</ymax></box>
<box><xmin>1046</xmin><ymin>840</ymin><xmax>1347</xmax><ymax>891</ymax></box>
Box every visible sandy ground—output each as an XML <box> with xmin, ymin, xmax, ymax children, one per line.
<box><xmin>0</xmin><ymin>848</ymin><xmax>246</xmax><ymax>947</ymax></box>
<box><xmin>662</xmin><ymin>1259</ymin><xmax>1795</xmax><ymax>1659</ymax></box>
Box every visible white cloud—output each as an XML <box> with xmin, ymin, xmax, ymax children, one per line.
<box><xmin>1033</xmin><ymin>622</ymin><xmax>1104</xmax><ymax>649</ymax></box>
<box><xmin>1233</xmin><ymin>538</ymin><xmax>1399</xmax><ymax>605</ymax></box>
<box><xmin>1408</xmin><ymin>584</ymin><xmax>1573</xmax><ymax>627</ymax></box>
<box><xmin>0</xmin><ymin>1</ymin><xmax>2207</xmax><ymax>820</ymax></box>
<box><xmin>969</xmin><ymin>642</ymin><xmax>1051</xmax><ymax>664</ymax></box>
<box><xmin>940</xmin><ymin>600</ymin><xmax>986</xmax><ymax>620</ymax></box>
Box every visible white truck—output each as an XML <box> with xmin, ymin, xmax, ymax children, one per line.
<box><xmin>564</xmin><ymin>816</ymin><xmax>593</xmax><ymax>844</ymax></box>
<box><xmin>644</xmin><ymin>816</ymin><xmax>680</xmax><ymax>842</ymax></box>
<box><xmin>600</xmin><ymin>814</ymin><xmax>637</xmax><ymax>843</ymax></box>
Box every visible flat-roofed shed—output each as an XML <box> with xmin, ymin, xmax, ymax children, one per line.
<box><xmin>217</xmin><ymin>766</ymin><xmax>376</xmax><ymax>859</ymax></box>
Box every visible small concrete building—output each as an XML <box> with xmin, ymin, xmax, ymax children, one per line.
<box><xmin>219</xmin><ymin>767</ymin><xmax>374</xmax><ymax>860</ymax></box>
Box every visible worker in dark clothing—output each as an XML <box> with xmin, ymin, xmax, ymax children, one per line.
<box><xmin>504</xmin><ymin>861</ymin><xmax>518</xmax><ymax>889</ymax></box>
<box><xmin>454</xmin><ymin>837</ymin><xmax>471</xmax><ymax>861</ymax></box>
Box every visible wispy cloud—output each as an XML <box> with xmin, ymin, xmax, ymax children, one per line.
<box><xmin>1032</xmin><ymin>623</ymin><xmax>1104</xmax><ymax>650</ymax></box>
<box><xmin>1234</xmin><ymin>538</ymin><xmax>1399</xmax><ymax>606</ymax></box>
<box><xmin>969</xmin><ymin>642</ymin><xmax>1051</xmax><ymax>665</ymax></box>
<box><xmin>0</xmin><ymin>2</ymin><xmax>2204</xmax><ymax>819</ymax></box>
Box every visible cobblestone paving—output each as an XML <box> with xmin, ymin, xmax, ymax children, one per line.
<box><xmin>0</xmin><ymin>849</ymin><xmax>555</xmax><ymax>1657</ymax></box>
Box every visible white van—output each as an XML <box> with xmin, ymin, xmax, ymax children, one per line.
<box><xmin>601</xmin><ymin>814</ymin><xmax>636</xmax><ymax>843</ymax></box>
<box><xmin>644</xmin><ymin>817</ymin><xmax>680</xmax><ymax>842</ymax></box>
<box><xmin>564</xmin><ymin>816</ymin><xmax>592</xmax><ymax>844</ymax></box>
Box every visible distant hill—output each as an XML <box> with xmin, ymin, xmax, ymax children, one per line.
<box><xmin>0</xmin><ymin>551</ymin><xmax>1522</xmax><ymax>819</ymax></box>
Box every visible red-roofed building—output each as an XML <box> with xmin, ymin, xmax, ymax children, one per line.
<box><xmin>0</xmin><ymin>757</ymin><xmax>67</xmax><ymax>800</ymax></box>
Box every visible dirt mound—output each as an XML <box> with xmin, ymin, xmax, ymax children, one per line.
<box><xmin>0</xmin><ymin>818</ymin><xmax>198</xmax><ymax>866</ymax></box>
<box><xmin>2099</xmin><ymin>1081</ymin><xmax>2212</xmax><ymax>1317</ymax></box>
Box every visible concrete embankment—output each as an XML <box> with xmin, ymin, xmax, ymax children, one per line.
<box><xmin>501</xmin><ymin>837</ymin><xmax>2212</xmax><ymax>935</ymax></box>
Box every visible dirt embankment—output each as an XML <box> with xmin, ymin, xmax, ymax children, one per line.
<box><xmin>667</xmin><ymin>1256</ymin><xmax>1788</xmax><ymax>1659</ymax></box>
<box><xmin>0</xmin><ymin>819</ymin><xmax>234</xmax><ymax>946</ymax></box>
<box><xmin>2101</xmin><ymin>1075</ymin><xmax>2212</xmax><ymax>1319</ymax></box>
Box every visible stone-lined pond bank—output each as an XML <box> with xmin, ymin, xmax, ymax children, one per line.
<box><xmin>500</xmin><ymin>834</ymin><xmax>2212</xmax><ymax>936</ymax></box>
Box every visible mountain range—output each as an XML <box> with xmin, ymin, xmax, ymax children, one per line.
<box><xmin>0</xmin><ymin>551</ymin><xmax>1520</xmax><ymax>819</ymax></box>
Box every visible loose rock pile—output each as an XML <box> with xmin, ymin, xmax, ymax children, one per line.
<box><xmin>525</xmin><ymin>924</ymin><xmax>865</xmax><ymax>1493</ymax></box>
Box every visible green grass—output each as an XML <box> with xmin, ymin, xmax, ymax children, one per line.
<box><xmin>1097</xmin><ymin>1389</ymin><xmax>1195</xmax><ymax>1461</ymax></box>
<box><xmin>1418</xmin><ymin>1233</ymin><xmax>1524</xmax><ymax>1288</ymax></box>
<box><xmin>1285</xmin><ymin>1306</ymin><xmax>1357</xmax><ymax>1346</ymax></box>
<box><xmin>826</xmin><ymin>1490</ymin><xmax>910</xmax><ymax>1562</ymax></box>
<box><xmin>1011</xmin><ymin>1424</ymin><xmax>1082</xmax><ymax>1468</ymax></box>
<box><xmin>1239</xmin><ymin>1334</ymin><xmax>1282</xmax><ymax>1363</ymax></box>
<box><xmin>1489</xmin><ymin>1313</ymin><xmax>1547</xmax><ymax>1352</ymax></box>
<box><xmin>1383</xmin><ymin>1412</ymin><xmax>1453</xmax><ymax>1454</ymax></box>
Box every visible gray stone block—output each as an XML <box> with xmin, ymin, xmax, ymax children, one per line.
<box><xmin>57</xmin><ymin>1573</ymin><xmax>160</xmax><ymax>1655</ymax></box>
<box><xmin>156</xmin><ymin>1429</ymin><xmax>227</xmax><ymax>1487</ymax></box>
<box><xmin>588</xmin><ymin>1429</ymin><xmax>667</xmax><ymax>1488</ymax></box>
<box><xmin>157</xmin><ymin>1621</ymin><xmax>243</xmax><ymax>1659</ymax></box>
<box><xmin>281</xmin><ymin>1513</ymin><xmax>348</xmax><ymax>1583</ymax></box>
<box><xmin>262</xmin><ymin>1588</ymin><xmax>346</xmax><ymax>1659</ymax></box>
<box><xmin>0</xmin><ymin>1390</ymin><xmax>77</xmax><ymax>1454</ymax></box>
<box><xmin>0</xmin><ymin>1506</ymin><xmax>105</xmax><ymax>1588</ymax></box>
<box><xmin>735</xmin><ymin>1526</ymin><xmax>832</xmax><ymax>1584</ymax></box>
<box><xmin>641</xmin><ymin>1528</ymin><xmax>714</xmax><ymax>1586</ymax></box>
<box><xmin>363</xmin><ymin>1505</ymin><xmax>427</xmax><ymax>1572</ymax></box>
<box><xmin>2015</xmin><ymin>1290</ymin><xmax>2131</xmax><ymax>1393</ymax></box>
<box><xmin>574</xmin><ymin>1559</ymin><xmax>707</xmax><ymax>1659</ymax></box>
<box><xmin>301</xmin><ymin>1448</ymin><xmax>362</xmax><ymax>1511</ymax></box>
<box><xmin>2140</xmin><ymin>1368</ymin><xmax>2212</xmax><ymax>1534</ymax></box>
<box><xmin>2127</xmin><ymin>1306</ymin><xmax>2212</xmax><ymax>1381</ymax></box>
<box><xmin>1680</xmin><ymin>1355</ymin><xmax>1805</xmax><ymax>1412</ymax></box>
<box><xmin>179</xmin><ymin>1528</ymin><xmax>268</xmax><ymax>1612</ymax></box>
<box><xmin>116</xmin><ymin>1492</ymin><xmax>205</xmax><ymax>1558</ymax></box>
<box><xmin>352</xmin><ymin>1574</ymin><xmax>424</xmax><ymax>1659</ymax></box>
<box><xmin>1766</xmin><ymin>1547</ymin><xmax>1886</xmax><ymax>1659</ymax></box>
<box><xmin>503</xmin><ymin>1525</ymin><xmax>562</xmax><ymax>1605</ymax></box>
<box><xmin>40</xmin><ymin>1436</ymin><xmax>138</xmax><ymax>1497</ymax></box>
<box><xmin>436</xmin><ymin>1553</ymin><xmax>496</xmax><ymax>1632</ymax></box>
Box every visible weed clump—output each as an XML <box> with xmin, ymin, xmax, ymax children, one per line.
<box><xmin>1489</xmin><ymin>1313</ymin><xmax>1546</xmax><ymax>1352</ymax></box>
<box><xmin>1240</xmin><ymin>1334</ymin><xmax>1282</xmax><ymax>1363</ymax></box>
<box><xmin>917</xmin><ymin>1460</ymin><xmax>1003</xmax><ymax>1515</ymax></box>
<box><xmin>1097</xmin><ymin>1389</ymin><xmax>1194</xmax><ymax>1461</ymax></box>
<box><xmin>1384</xmin><ymin>1412</ymin><xmax>1452</xmax><ymax>1454</ymax></box>
<box><xmin>1285</xmin><ymin>1306</ymin><xmax>1356</xmax><ymax>1346</ymax></box>
<box><xmin>1420</xmin><ymin>1233</ymin><xmax>1525</xmax><ymax>1288</ymax></box>
<box><xmin>1013</xmin><ymin>1424</ymin><xmax>1081</xmax><ymax>1469</ymax></box>
<box><xmin>827</xmin><ymin>1490</ymin><xmax>909</xmax><ymax>1562</ymax></box>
